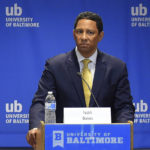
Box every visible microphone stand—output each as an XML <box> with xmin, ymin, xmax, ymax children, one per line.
<box><xmin>77</xmin><ymin>72</ymin><xmax>100</xmax><ymax>107</ymax></box>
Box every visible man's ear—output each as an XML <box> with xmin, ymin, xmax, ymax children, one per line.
<box><xmin>98</xmin><ymin>31</ymin><xmax>104</xmax><ymax>42</ymax></box>
<box><xmin>73</xmin><ymin>29</ymin><xmax>76</xmax><ymax>40</ymax></box>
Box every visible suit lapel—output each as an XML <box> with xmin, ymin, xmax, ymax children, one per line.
<box><xmin>89</xmin><ymin>51</ymin><xmax>106</xmax><ymax>107</ymax></box>
<box><xmin>66</xmin><ymin>50</ymin><xmax>86</xmax><ymax>107</ymax></box>
<box><xmin>66</xmin><ymin>49</ymin><xmax>106</xmax><ymax>107</ymax></box>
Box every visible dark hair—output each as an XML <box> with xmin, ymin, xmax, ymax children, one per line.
<box><xmin>74</xmin><ymin>11</ymin><xmax>103</xmax><ymax>33</ymax></box>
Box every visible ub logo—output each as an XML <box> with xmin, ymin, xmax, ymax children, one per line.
<box><xmin>53</xmin><ymin>131</ymin><xmax>64</xmax><ymax>148</ymax></box>
<box><xmin>131</xmin><ymin>3</ymin><xmax>147</xmax><ymax>16</ymax></box>
<box><xmin>6</xmin><ymin>100</ymin><xmax>23</xmax><ymax>113</ymax></box>
<box><xmin>6</xmin><ymin>3</ymin><xmax>22</xmax><ymax>16</ymax></box>
<box><xmin>133</xmin><ymin>100</ymin><xmax>148</xmax><ymax>113</ymax></box>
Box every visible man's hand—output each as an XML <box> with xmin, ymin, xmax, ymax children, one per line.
<box><xmin>26</xmin><ymin>128</ymin><xmax>38</xmax><ymax>148</ymax></box>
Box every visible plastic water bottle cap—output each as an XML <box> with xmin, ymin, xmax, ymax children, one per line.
<box><xmin>48</xmin><ymin>91</ymin><xmax>53</xmax><ymax>95</ymax></box>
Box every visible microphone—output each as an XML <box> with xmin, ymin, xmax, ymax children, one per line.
<box><xmin>77</xmin><ymin>72</ymin><xmax>100</xmax><ymax>107</ymax></box>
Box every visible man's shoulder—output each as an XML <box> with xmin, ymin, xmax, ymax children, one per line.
<box><xmin>99</xmin><ymin>51</ymin><xmax>127</xmax><ymax>76</ymax></box>
<box><xmin>46</xmin><ymin>49</ymin><xmax>74</xmax><ymax>65</ymax></box>
<box><xmin>100</xmin><ymin>51</ymin><xmax>125</xmax><ymax>66</ymax></box>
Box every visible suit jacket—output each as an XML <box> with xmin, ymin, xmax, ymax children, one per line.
<box><xmin>29</xmin><ymin>49</ymin><xmax>135</xmax><ymax>129</ymax></box>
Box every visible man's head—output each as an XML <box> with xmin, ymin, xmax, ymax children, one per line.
<box><xmin>74</xmin><ymin>11</ymin><xmax>103</xmax><ymax>34</ymax></box>
<box><xmin>73</xmin><ymin>11</ymin><xmax>104</xmax><ymax>58</ymax></box>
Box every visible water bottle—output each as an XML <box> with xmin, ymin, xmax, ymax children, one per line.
<box><xmin>45</xmin><ymin>91</ymin><xmax>56</xmax><ymax>123</ymax></box>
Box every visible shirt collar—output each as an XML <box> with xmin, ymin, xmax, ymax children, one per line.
<box><xmin>75</xmin><ymin>46</ymin><xmax>97</xmax><ymax>64</ymax></box>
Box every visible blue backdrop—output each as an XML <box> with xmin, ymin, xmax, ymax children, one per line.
<box><xmin>0</xmin><ymin>0</ymin><xmax>150</xmax><ymax>148</ymax></box>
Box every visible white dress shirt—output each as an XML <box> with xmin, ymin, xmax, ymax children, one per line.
<box><xmin>75</xmin><ymin>47</ymin><xmax>97</xmax><ymax>82</ymax></box>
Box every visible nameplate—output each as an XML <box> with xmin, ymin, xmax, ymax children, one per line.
<box><xmin>64</xmin><ymin>107</ymin><xmax>111</xmax><ymax>124</ymax></box>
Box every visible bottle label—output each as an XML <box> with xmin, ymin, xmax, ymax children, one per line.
<box><xmin>45</xmin><ymin>103</ymin><xmax>56</xmax><ymax>110</ymax></box>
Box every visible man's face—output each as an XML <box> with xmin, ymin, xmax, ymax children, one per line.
<box><xmin>73</xmin><ymin>19</ymin><xmax>104</xmax><ymax>58</ymax></box>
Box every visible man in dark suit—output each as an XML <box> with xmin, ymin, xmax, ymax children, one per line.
<box><xmin>26</xmin><ymin>11</ymin><xmax>135</xmax><ymax>148</ymax></box>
